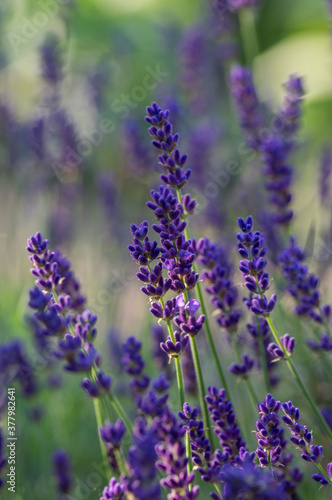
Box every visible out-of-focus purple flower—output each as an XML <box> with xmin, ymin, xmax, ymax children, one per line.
<box><xmin>274</xmin><ymin>75</ymin><xmax>305</xmax><ymax>141</ymax></box>
<box><xmin>180</xmin><ymin>27</ymin><xmax>210</xmax><ymax>115</ymax></box>
<box><xmin>150</xmin><ymin>325</ymin><xmax>172</xmax><ymax>379</ymax></box>
<box><xmin>0</xmin><ymin>340</ymin><xmax>38</xmax><ymax>397</ymax></box>
<box><xmin>279</xmin><ymin>236</ymin><xmax>331</xmax><ymax>328</ymax></box>
<box><xmin>40</xmin><ymin>34</ymin><xmax>63</xmax><ymax>86</ymax></box>
<box><xmin>88</xmin><ymin>58</ymin><xmax>110</xmax><ymax>111</ymax></box>
<box><xmin>125</xmin><ymin>418</ymin><xmax>162</xmax><ymax>499</ymax></box>
<box><xmin>0</xmin><ymin>428</ymin><xmax>6</xmax><ymax>490</ymax></box>
<box><xmin>122</xmin><ymin>120</ymin><xmax>153</xmax><ymax>176</ymax></box>
<box><xmin>100</xmin><ymin>419</ymin><xmax>126</xmax><ymax>474</ymax></box>
<box><xmin>229</xmin><ymin>352</ymin><xmax>254</xmax><ymax>378</ymax></box>
<box><xmin>182</xmin><ymin>341</ymin><xmax>198</xmax><ymax>396</ymax></box>
<box><xmin>197</xmin><ymin>238</ymin><xmax>242</xmax><ymax>334</ymax></box>
<box><xmin>246</xmin><ymin>317</ymin><xmax>279</xmax><ymax>387</ymax></box>
<box><xmin>228</xmin><ymin>0</ymin><xmax>260</xmax><ymax>10</ymax></box>
<box><xmin>53</xmin><ymin>450</ymin><xmax>72</xmax><ymax>495</ymax></box>
<box><xmin>211</xmin><ymin>0</ymin><xmax>239</xmax><ymax>62</ymax></box>
<box><xmin>230</xmin><ymin>65</ymin><xmax>262</xmax><ymax>149</ymax></box>
<box><xmin>219</xmin><ymin>461</ymin><xmax>288</xmax><ymax>500</ymax></box>
<box><xmin>156</xmin><ymin>408</ymin><xmax>199</xmax><ymax>498</ymax></box>
<box><xmin>63</xmin><ymin>343</ymin><xmax>98</xmax><ymax>373</ymax></box>
<box><xmin>319</xmin><ymin>145</ymin><xmax>332</xmax><ymax>205</ymax></box>
<box><xmin>152</xmin><ymin>373</ymin><xmax>171</xmax><ymax>393</ymax></box>
<box><xmin>122</xmin><ymin>336</ymin><xmax>150</xmax><ymax>393</ymax></box>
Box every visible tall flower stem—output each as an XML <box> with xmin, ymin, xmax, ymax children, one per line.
<box><xmin>51</xmin><ymin>290</ymin><xmax>133</xmax><ymax>451</ymax></box>
<box><xmin>176</xmin><ymin>188</ymin><xmax>230</xmax><ymax>397</ymax></box>
<box><xmin>159</xmin><ymin>296</ymin><xmax>192</xmax><ymax>478</ymax></box>
<box><xmin>190</xmin><ymin>335</ymin><xmax>214</xmax><ymax>446</ymax></box>
<box><xmin>238</xmin><ymin>7</ymin><xmax>260</xmax><ymax>66</ymax></box>
<box><xmin>155</xmin><ymin>295</ymin><xmax>186</xmax><ymax>408</ymax></box>
<box><xmin>266</xmin><ymin>317</ymin><xmax>332</xmax><ymax>443</ymax></box>
<box><xmin>92</xmin><ymin>397</ymin><xmax>109</xmax><ymax>476</ymax></box>
<box><xmin>182</xmin><ymin>288</ymin><xmax>214</xmax><ymax>448</ymax></box>
<box><xmin>256</xmin><ymin>316</ymin><xmax>270</xmax><ymax>394</ymax></box>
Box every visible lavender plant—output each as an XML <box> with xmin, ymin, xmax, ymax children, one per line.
<box><xmin>2</xmin><ymin>3</ymin><xmax>332</xmax><ymax>499</ymax></box>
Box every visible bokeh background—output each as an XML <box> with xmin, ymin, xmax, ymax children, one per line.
<box><xmin>1</xmin><ymin>0</ymin><xmax>332</xmax><ymax>498</ymax></box>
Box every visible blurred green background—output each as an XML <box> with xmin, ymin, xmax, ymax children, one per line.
<box><xmin>1</xmin><ymin>0</ymin><xmax>332</xmax><ymax>498</ymax></box>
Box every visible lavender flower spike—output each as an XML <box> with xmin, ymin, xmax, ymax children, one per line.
<box><xmin>53</xmin><ymin>450</ymin><xmax>72</xmax><ymax>495</ymax></box>
<box><xmin>230</xmin><ymin>65</ymin><xmax>262</xmax><ymax>149</ymax></box>
<box><xmin>281</xmin><ymin>401</ymin><xmax>332</xmax><ymax>485</ymax></box>
<box><xmin>236</xmin><ymin>216</ymin><xmax>277</xmax><ymax>317</ymax></box>
<box><xmin>255</xmin><ymin>394</ymin><xmax>283</xmax><ymax>467</ymax></box>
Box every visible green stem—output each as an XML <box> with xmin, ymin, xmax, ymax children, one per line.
<box><xmin>108</xmin><ymin>392</ymin><xmax>133</xmax><ymax>434</ymax></box>
<box><xmin>266</xmin><ymin>317</ymin><xmax>332</xmax><ymax>443</ymax></box>
<box><xmin>255</xmin><ymin>315</ymin><xmax>270</xmax><ymax>394</ymax></box>
<box><xmin>316</xmin><ymin>463</ymin><xmax>332</xmax><ymax>484</ymax></box>
<box><xmin>114</xmin><ymin>448</ymin><xmax>128</xmax><ymax>478</ymax></box>
<box><xmin>160</xmin><ymin>297</ymin><xmax>186</xmax><ymax>408</ymax></box>
<box><xmin>159</xmin><ymin>297</ymin><xmax>191</xmax><ymax>478</ymax></box>
<box><xmin>52</xmin><ymin>290</ymin><xmax>133</xmax><ymax>442</ymax></box>
<box><xmin>189</xmin><ymin>335</ymin><xmax>214</xmax><ymax>447</ymax></box>
<box><xmin>196</xmin><ymin>279</ymin><xmax>230</xmax><ymax>394</ymax></box>
<box><xmin>238</xmin><ymin>7</ymin><xmax>260</xmax><ymax>66</ymax></box>
<box><xmin>175</xmin><ymin>188</ymin><xmax>230</xmax><ymax>396</ymax></box>
<box><xmin>92</xmin><ymin>397</ymin><xmax>109</xmax><ymax>477</ymax></box>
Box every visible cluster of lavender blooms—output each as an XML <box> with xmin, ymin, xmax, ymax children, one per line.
<box><xmin>179</xmin><ymin>386</ymin><xmax>247</xmax><ymax>489</ymax></box>
<box><xmin>26</xmin><ymin>232</ymin><xmax>112</xmax><ymax>400</ymax></box>
<box><xmin>128</xmin><ymin>103</ymin><xmax>207</xmax><ymax>364</ymax></box>
<box><xmin>197</xmin><ymin>238</ymin><xmax>241</xmax><ymax>333</ymax></box>
<box><xmin>279</xmin><ymin>237</ymin><xmax>332</xmax><ymax>351</ymax></box>
<box><xmin>230</xmin><ymin>67</ymin><xmax>304</xmax><ymax>229</ymax></box>
<box><xmin>100</xmin><ymin>356</ymin><xmax>198</xmax><ymax>499</ymax></box>
<box><xmin>236</xmin><ymin>215</ymin><xmax>277</xmax><ymax>317</ymax></box>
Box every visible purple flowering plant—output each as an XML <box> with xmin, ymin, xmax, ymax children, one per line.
<box><xmin>2</xmin><ymin>1</ymin><xmax>332</xmax><ymax>499</ymax></box>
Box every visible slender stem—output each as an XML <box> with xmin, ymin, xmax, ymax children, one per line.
<box><xmin>255</xmin><ymin>316</ymin><xmax>270</xmax><ymax>394</ymax></box>
<box><xmin>114</xmin><ymin>448</ymin><xmax>128</xmax><ymax>478</ymax></box>
<box><xmin>238</xmin><ymin>7</ymin><xmax>260</xmax><ymax>66</ymax></box>
<box><xmin>108</xmin><ymin>392</ymin><xmax>133</xmax><ymax>434</ymax></box>
<box><xmin>266</xmin><ymin>317</ymin><xmax>332</xmax><ymax>443</ymax></box>
<box><xmin>196</xmin><ymin>279</ymin><xmax>230</xmax><ymax>394</ymax></box>
<box><xmin>316</xmin><ymin>463</ymin><xmax>332</xmax><ymax>484</ymax></box>
<box><xmin>52</xmin><ymin>291</ymin><xmax>112</xmax><ymax>464</ymax></box>
<box><xmin>189</xmin><ymin>335</ymin><xmax>214</xmax><ymax>447</ymax></box>
<box><xmin>175</xmin><ymin>188</ymin><xmax>230</xmax><ymax>396</ymax></box>
<box><xmin>160</xmin><ymin>297</ymin><xmax>186</xmax><ymax>408</ymax></box>
<box><xmin>214</xmin><ymin>483</ymin><xmax>224</xmax><ymax>498</ymax></box>
<box><xmin>159</xmin><ymin>296</ymin><xmax>192</xmax><ymax>479</ymax></box>
<box><xmin>92</xmin><ymin>397</ymin><xmax>109</xmax><ymax>477</ymax></box>
<box><xmin>52</xmin><ymin>290</ymin><xmax>133</xmax><ymax>442</ymax></box>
